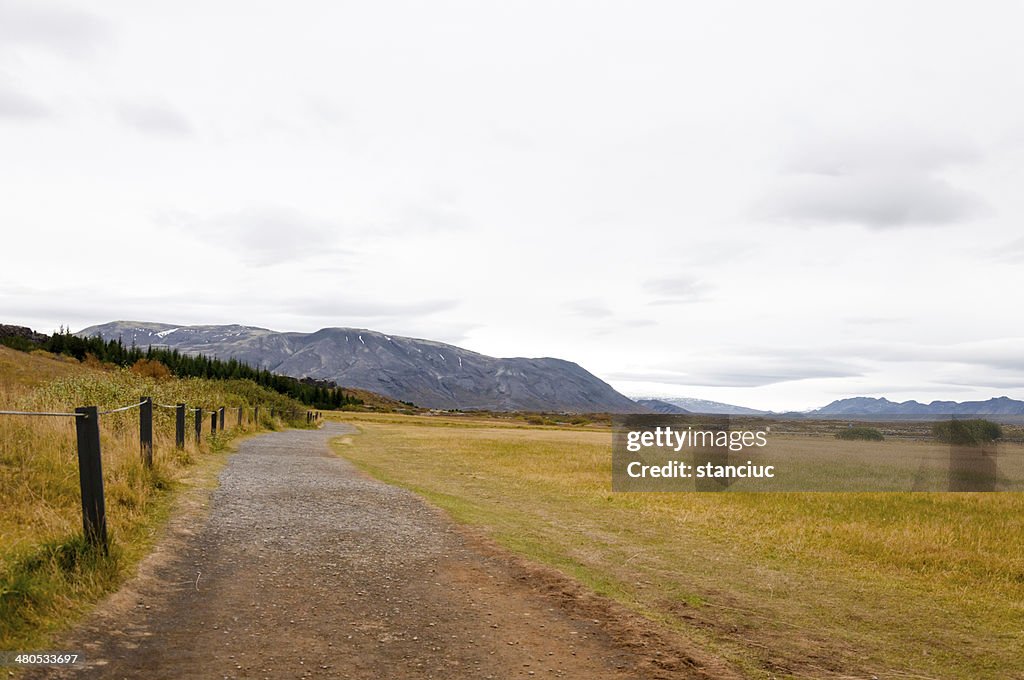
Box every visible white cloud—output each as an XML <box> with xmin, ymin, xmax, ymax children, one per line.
<box><xmin>0</xmin><ymin>1</ymin><xmax>111</xmax><ymax>59</ymax></box>
<box><xmin>3</xmin><ymin>1</ymin><xmax>1024</xmax><ymax>410</ymax></box>
<box><xmin>160</xmin><ymin>206</ymin><xmax>346</xmax><ymax>266</ymax></box>
<box><xmin>755</xmin><ymin>126</ymin><xmax>989</xmax><ymax>228</ymax></box>
<box><xmin>643</xmin><ymin>276</ymin><xmax>712</xmax><ymax>304</ymax></box>
<box><xmin>119</xmin><ymin>100</ymin><xmax>194</xmax><ymax>137</ymax></box>
<box><xmin>0</xmin><ymin>84</ymin><xmax>49</xmax><ymax>120</ymax></box>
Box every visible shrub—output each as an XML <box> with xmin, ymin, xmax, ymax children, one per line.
<box><xmin>0</xmin><ymin>335</ymin><xmax>37</xmax><ymax>352</ymax></box>
<box><xmin>835</xmin><ymin>426</ymin><xmax>884</xmax><ymax>441</ymax></box>
<box><xmin>932</xmin><ymin>419</ymin><xmax>1002</xmax><ymax>445</ymax></box>
<box><xmin>130</xmin><ymin>358</ymin><xmax>172</xmax><ymax>381</ymax></box>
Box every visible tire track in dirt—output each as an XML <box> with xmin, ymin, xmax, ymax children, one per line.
<box><xmin>25</xmin><ymin>422</ymin><xmax>731</xmax><ymax>679</ymax></box>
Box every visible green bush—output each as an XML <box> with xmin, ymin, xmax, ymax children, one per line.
<box><xmin>932</xmin><ymin>419</ymin><xmax>1002</xmax><ymax>445</ymax></box>
<box><xmin>835</xmin><ymin>426</ymin><xmax>884</xmax><ymax>441</ymax></box>
<box><xmin>0</xmin><ymin>335</ymin><xmax>38</xmax><ymax>352</ymax></box>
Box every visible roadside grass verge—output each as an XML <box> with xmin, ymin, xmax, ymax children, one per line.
<box><xmin>331</xmin><ymin>412</ymin><xmax>1024</xmax><ymax>679</ymax></box>
<box><xmin>0</xmin><ymin>347</ymin><xmax>309</xmax><ymax>652</ymax></box>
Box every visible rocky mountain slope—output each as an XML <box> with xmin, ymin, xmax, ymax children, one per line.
<box><xmin>77</xmin><ymin>321</ymin><xmax>642</xmax><ymax>413</ymax></box>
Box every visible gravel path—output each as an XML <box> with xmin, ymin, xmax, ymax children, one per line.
<box><xmin>25</xmin><ymin>423</ymin><xmax>722</xmax><ymax>679</ymax></box>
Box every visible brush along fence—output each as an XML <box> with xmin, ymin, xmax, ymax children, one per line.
<box><xmin>0</xmin><ymin>402</ymin><xmax>321</xmax><ymax>551</ymax></box>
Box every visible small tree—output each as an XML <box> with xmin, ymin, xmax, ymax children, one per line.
<box><xmin>932</xmin><ymin>419</ymin><xmax>1002</xmax><ymax>445</ymax></box>
<box><xmin>835</xmin><ymin>426</ymin><xmax>884</xmax><ymax>441</ymax></box>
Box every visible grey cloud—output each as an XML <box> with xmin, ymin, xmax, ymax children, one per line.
<box><xmin>783</xmin><ymin>129</ymin><xmax>981</xmax><ymax>176</ymax></box>
<box><xmin>0</xmin><ymin>85</ymin><xmax>49</xmax><ymax>120</ymax></box>
<box><xmin>2</xmin><ymin>283</ymin><xmax>463</xmax><ymax>341</ymax></box>
<box><xmin>643</xmin><ymin>276</ymin><xmax>711</xmax><ymax>303</ymax></box>
<box><xmin>0</xmin><ymin>286</ymin><xmax>234</xmax><ymax>333</ymax></box>
<box><xmin>566</xmin><ymin>299</ymin><xmax>613</xmax><ymax>318</ymax></box>
<box><xmin>0</xmin><ymin>2</ymin><xmax>111</xmax><ymax>58</ymax></box>
<box><xmin>305</xmin><ymin>96</ymin><xmax>352</xmax><ymax>128</ymax></box>
<box><xmin>746</xmin><ymin>340</ymin><xmax>1024</xmax><ymax>387</ymax></box>
<box><xmin>939</xmin><ymin>376</ymin><xmax>1024</xmax><ymax>389</ymax></box>
<box><xmin>605</xmin><ymin>369</ymin><xmax>690</xmax><ymax>383</ymax></box>
<box><xmin>608</xmin><ymin>358</ymin><xmax>862</xmax><ymax>388</ymax></box>
<box><xmin>757</xmin><ymin>172</ymin><xmax>984</xmax><ymax>228</ymax></box>
<box><xmin>384</xmin><ymin>194</ymin><xmax>472</xmax><ymax>234</ymax></box>
<box><xmin>989</xmin><ymin>236</ymin><xmax>1024</xmax><ymax>262</ymax></box>
<box><xmin>162</xmin><ymin>206</ymin><xmax>345</xmax><ymax>265</ymax></box>
<box><xmin>119</xmin><ymin>101</ymin><xmax>194</xmax><ymax>137</ymax></box>
<box><xmin>756</xmin><ymin>127</ymin><xmax>988</xmax><ymax>229</ymax></box>
<box><xmin>585</xmin><ymin>319</ymin><xmax>657</xmax><ymax>338</ymax></box>
<box><xmin>847</xmin><ymin>339</ymin><xmax>1024</xmax><ymax>373</ymax></box>
<box><xmin>287</xmin><ymin>298</ymin><xmax>459</xmax><ymax>319</ymax></box>
<box><xmin>372</xmin><ymin>321</ymin><xmax>480</xmax><ymax>346</ymax></box>
<box><xmin>843</xmin><ymin>315</ymin><xmax>908</xmax><ymax>326</ymax></box>
<box><xmin>685</xmin><ymin>368</ymin><xmax>858</xmax><ymax>388</ymax></box>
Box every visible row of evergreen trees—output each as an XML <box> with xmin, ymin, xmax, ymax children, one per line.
<box><xmin>30</xmin><ymin>330</ymin><xmax>363</xmax><ymax>410</ymax></box>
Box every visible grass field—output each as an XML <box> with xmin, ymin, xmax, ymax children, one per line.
<box><xmin>0</xmin><ymin>347</ymin><xmax>309</xmax><ymax>651</ymax></box>
<box><xmin>332</xmin><ymin>412</ymin><xmax>1024</xmax><ymax>679</ymax></box>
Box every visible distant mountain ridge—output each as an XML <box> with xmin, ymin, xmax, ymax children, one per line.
<box><xmin>634</xmin><ymin>396</ymin><xmax>767</xmax><ymax>416</ymax></box>
<box><xmin>807</xmin><ymin>396</ymin><xmax>1024</xmax><ymax>417</ymax></box>
<box><xmin>77</xmin><ymin>321</ymin><xmax>643</xmax><ymax>413</ymax></box>
<box><xmin>634</xmin><ymin>399</ymin><xmax>692</xmax><ymax>414</ymax></box>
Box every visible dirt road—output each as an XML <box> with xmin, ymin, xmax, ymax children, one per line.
<box><xmin>26</xmin><ymin>423</ymin><xmax>726</xmax><ymax>679</ymax></box>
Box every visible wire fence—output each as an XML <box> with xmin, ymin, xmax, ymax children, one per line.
<box><xmin>0</xmin><ymin>402</ymin><xmax>306</xmax><ymax>420</ymax></box>
<box><xmin>2</xmin><ymin>396</ymin><xmax>322</xmax><ymax>551</ymax></box>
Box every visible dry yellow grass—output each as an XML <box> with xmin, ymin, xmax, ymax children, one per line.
<box><xmin>0</xmin><ymin>347</ymin><xmax>307</xmax><ymax>650</ymax></box>
<box><xmin>333</xmin><ymin>412</ymin><xmax>1024</xmax><ymax>679</ymax></box>
<box><xmin>0</xmin><ymin>347</ymin><xmax>93</xmax><ymax>391</ymax></box>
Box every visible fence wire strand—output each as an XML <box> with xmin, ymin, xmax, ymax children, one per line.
<box><xmin>0</xmin><ymin>409</ymin><xmax>83</xmax><ymax>417</ymax></box>
<box><xmin>3</xmin><ymin>401</ymin><xmax>300</xmax><ymax>420</ymax></box>
<box><xmin>98</xmin><ymin>400</ymin><xmax>146</xmax><ymax>415</ymax></box>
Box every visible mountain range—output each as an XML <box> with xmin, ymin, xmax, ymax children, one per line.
<box><xmin>71</xmin><ymin>321</ymin><xmax>1024</xmax><ymax>417</ymax></box>
<box><xmin>805</xmin><ymin>396</ymin><xmax>1024</xmax><ymax>418</ymax></box>
<box><xmin>77</xmin><ymin>321</ymin><xmax>642</xmax><ymax>413</ymax></box>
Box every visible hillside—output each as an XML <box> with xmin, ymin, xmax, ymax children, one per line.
<box><xmin>0</xmin><ymin>345</ymin><xmax>90</xmax><ymax>389</ymax></box>
<box><xmin>77</xmin><ymin>321</ymin><xmax>643</xmax><ymax>413</ymax></box>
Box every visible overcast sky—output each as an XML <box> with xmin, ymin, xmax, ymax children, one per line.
<box><xmin>3</xmin><ymin>1</ymin><xmax>1024</xmax><ymax>411</ymax></box>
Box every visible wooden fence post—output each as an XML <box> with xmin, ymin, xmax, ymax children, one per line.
<box><xmin>140</xmin><ymin>396</ymin><xmax>153</xmax><ymax>468</ymax></box>
<box><xmin>175</xmin><ymin>403</ymin><xmax>186</xmax><ymax>449</ymax></box>
<box><xmin>74</xmin><ymin>406</ymin><xmax>107</xmax><ymax>551</ymax></box>
<box><xmin>237</xmin><ymin>406</ymin><xmax>242</xmax><ymax>428</ymax></box>
<box><xmin>194</xmin><ymin>407</ymin><xmax>202</xmax><ymax>443</ymax></box>
<box><xmin>211</xmin><ymin>411</ymin><xmax>217</xmax><ymax>434</ymax></box>
<box><xmin>219</xmin><ymin>407</ymin><xmax>225</xmax><ymax>431</ymax></box>
<box><xmin>254</xmin><ymin>406</ymin><xmax>260</xmax><ymax>425</ymax></box>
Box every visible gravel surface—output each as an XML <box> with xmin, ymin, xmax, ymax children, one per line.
<box><xmin>23</xmin><ymin>423</ymin><xmax>725</xmax><ymax>679</ymax></box>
